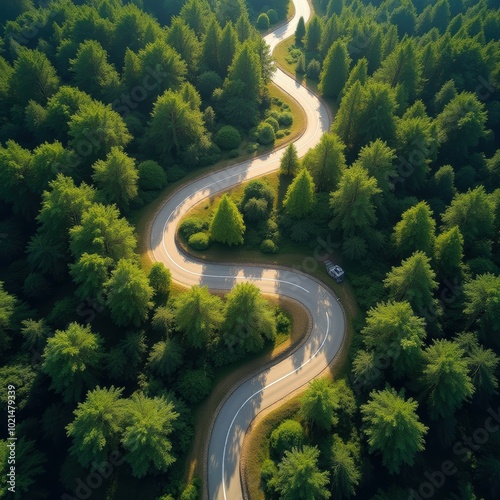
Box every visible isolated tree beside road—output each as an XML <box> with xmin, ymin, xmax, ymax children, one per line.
<box><xmin>210</xmin><ymin>194</ymin><xmax>245</xmax><ymax>246</ymax></box>
<box><xmin>279</xmin><ymin>143</ymin><xmax>300</xmax><ymax>176</ymax></box>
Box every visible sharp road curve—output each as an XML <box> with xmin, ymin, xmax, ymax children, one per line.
<box><xmin>149</xmin><ymin>1</ymin><xmax>346</xmax><ymax>498</ymax></box>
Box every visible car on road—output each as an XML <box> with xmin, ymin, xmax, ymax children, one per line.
<box><xmin>324</xmin><ymin>260</ymin><xmax>345</xmax><ymax>283</ymax></box>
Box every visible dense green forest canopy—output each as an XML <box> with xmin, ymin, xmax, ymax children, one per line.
<box><xmin>0</xmin><ymin>0</ymin><xmax>499</xmax><ymax>499</ymax></box>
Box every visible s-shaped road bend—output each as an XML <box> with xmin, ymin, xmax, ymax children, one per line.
<box><xmin>149</xmin><ymin>1</ymin><xmax>346</xmax><ymax>498</ymax></box>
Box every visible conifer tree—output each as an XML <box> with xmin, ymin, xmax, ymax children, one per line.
<box><xmin>210</xmin><ymin>194</ymin><xmax>245</xmax><ymax>246</ymax></box>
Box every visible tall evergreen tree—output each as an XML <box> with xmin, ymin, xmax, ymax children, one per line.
<box><xmin>276</xmin><ymin>446</ymin><xmax>331</xmax><ymax>500</ymax></box>
<box><xmin>319</xmin><ymin>41</ymin><xmax>351</xmax><ymax>99</ymax></box>
<box><xmin>418</xmin><ymin>340</ymin><xmax>474</xmax><ymax>420</ymax></box>
<box><xmin>303</xmin><ymin>132</ymin><xmax>346</xmax><ymax>192</ymax></box>
<box><xmin>433</xmin><ymin>226</ymin><xmax>464</xmax><ymax>280</ymax></box>
<box><xmin>299</xmin><ymin>378</ymin><xmax>340</xmax><ymax>431</ymax></box>
<box><xmin>304</xmin><ymin>16</ymin><xmax>322</xmax><ymax>52</ymax></box>
<box><xmin>279</xmin><ymin>143</ymin><xmax>300</xmax><ymax>176</ymax></box>
<box><xmin>174</xmin><ymin>285</ymin><xmax>223</xmax><ymax>348</ymax></box>
<box><xmin>210</xmin><ymin>194</ymin><xmax>245</xmax><ymax>246</ymax></box>
<box><xmin>42</xmin><ymin>323</ymin><xmax>103</xmax><ymax>403</ymax></box>
<box><xmin>384</xmin><ymin>251</ymin><xmax>438</xmax><ymax>315</ymax></box>
<box><xmin>92</xmin><ymin>147</ymin><xmax>139</xmax><ymax>211</ymax></box>
<box><xmin>295</xmin><ymin>16</ymin><xmax>306</xmax><ymax>45</ymax></box>
<box><xmin>354</xmin><ymin>139</ymin><xmax>396</xmax><ymax>193</ymax></box>
<box><xmin>282</xmin><ymin>169</ymin><xmax>316</xmax><ymax>218</ymax></box>
<box><xmin>361</xmin><ymin>388</ymin><xmax>428</xmax><ymax>474</ymax></box>
<box><xmin>105</xmin><ymin>259</ymin><xmax>154</xmax><ymax>327</ymax></box>
<box><xmin>393</xmin><ymin>202</ymin><xmax>436</xmax><ymax>258</ymax></box>
<box><xmin>330</xmin><ymin>165</ymin><xmax>381</xmax><ymax>237</ymax></box>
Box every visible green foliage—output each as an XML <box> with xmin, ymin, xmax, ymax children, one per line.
<box><xmin>243</xmin><ymin>198</ymin><xmax>269</xmax><ymax>222</ymax></box>
<box><xmin>283</xmin><ymin>169</ymin><xmax>316</xmax><ymax>218</ymax></box>
<box><xmin>330</xmin><ymin>435</ymin><xmax>361</xmax><ymax>499</ymax></box>
<box><xmin>265</xmin><ymin>116</ymin><xmax>280</xmax><ymax>132</ymax></box>
<box><xmin>147</xmin><ymin>338</ymin><xmax>183</xmax><ymax>377</ymax></box>
<box><xmin>433</xmin><ymin>226</ymin><xmax>464</xmax><ymax>279</ymax></box>
<box><xmin>92</xmin><ymin>147</ymin><xmax>138</xmax><ymax>211</ymax></box>
<box><xmin>299</xmin><ymin>378</ymin><xmax>340</xmax><ymax>431</ymax></box>
<box><xmin>138</xmin><ymin>160</ymin><xmax>167</xmax><ymax>191</ymax></box>
<box><xmin>393</xmin><ymin>202</ymin><xmax>436</xmax><ymax>258</ymax></box>
<box><xmin>174</xmin><ymin>286</ymin><xmax>223</xmax><ymax>349</ymax></box>
<box><xmin>418</xmin><ymin>340</ymin><xmax>474</xmax><ymax>419</ymax></box>
<box><xmin>222</xmin><ymin>282</ymin><xmax>277</xmax><ymax>355</ymax></box>
<box><xmin>257</xmin><ymin>122</ymin><xmax>275</xmax><ymax>145</ymax></box>
<box><xmin>148</xmin><ymin>262</ymin><xmax>171</xmax><ymax>301</ymax></box>
<box><xmin>70</xmin><ymin>253</ymin><xmax>111</xmax><ymax>301</ymax></box>
<box><xmin>463</xmin><ymin>274</ymin><xmax>500</xmax><ymax>341</ymax></box>
<box><xmin>384</xmin><ymin>251</ymin><xmax>438</xmax><ymax>315</ymax></box>
<box><xmin>270</xmin><ymin>420</ymin><xmax>304</xmax><ymax>457</ymax></box>
<box><xmin>210</xmin><ymin>195</ymin><xmax>246</xmax><ymax>246</ymax></box>
<box><xmin>362</xmin><ymin>301</ymin><xmax>426</xmax><ymax>379</ymax></box>
<box><xmin>319</xmin><ymin>41</ymin><xmax>351</xmax><ymax>98</ymax></box>
<box><xmin>121</xmin><ymin>392</ymin><xmax>178</xmax><ymax>478</ymax></box>
<box><xmin>303</xmin><ymin>132</ymin><xmax>346</xmax><ymax>192</ymax></box>
<box><xmin>9</xmin><ymin>48</ymin><xmax>59</xmax><ymax>106</ymax></box>
<box><xmin>304</xmin><ymin>16</ymin><xmax>322</xmax><ymax>52</ymax></box>
<box><xmin>105</xmin><ymin>259</ymin><xmax>153</xmax><ymax>327</ymax></box>
<box><xmin>362</xmin><ymin>387</ymin><xmax>428</xmax><ymax>474</ymax></box>
<box><xmin>215</xmin><ymin>125</ymin><xmax>241</xmax><ymax>150</ymax></box>
<box><xmin>179</xmin><ymin>217</ymin><xmax>209</xmax><ymax>240</ymax></box>
<box><xmin>67</xmin><ymin>386</ymin><xmax>125</xmax><ymax>467</ymax></box>
<box><xmin>330</xmin><ymin>165</ymin><xmax>381</xmax><ymax>237</ymax></box>
<box><xmin>276</xmin><ymin>446</ymin><xmax>331</xmax><ymax>500</ymax></box>
<box><xmin>146</xmin><ymin>89</ymin><xmax>207</xmax><ymax>161</ymax></box>
<box><xmin>177</xmin><ymin>368</ymin><xmax>213</xmax><ymax>403</ymax></box>
<box><xmin>70</xmin><ymin>204</ymin><xmax>136</xmax><ymax>262</ymax></box>
<box><xmin>42</xmin><ymin>323</ymin><xmax>103</xmax><ymax>403</ymax></box>
<box><xmin>0</xmin><ymin>364</ymin><xmax>36</xmax><ymax>411</ymax></box>
<box><xmin>256</xmin><ymin>12</ymin><xmax>270</xmax><ymax>30</ymax></box>
<box><xmin>279</xmin><ymin>143</ymin><xmax>300</xmax><ymax>176</ymax></box>
<box><xmin>442</xmin><ymin>187</ymin><xmax>495</xmax><ymax>251</ymax></box>
<box><xmin>260</xmin><ymin>239</ymin><xmax>278</xmax><ymax>254</ymax></box>
<box><xmin>306</xmin><ymin>59</ymin><xmax>321</xmax><ymax>80</ymax></box>
<box><xmin>295</xmin><ymin>16</ymin><xmax>306</xmax><ymax>45</ymax></box>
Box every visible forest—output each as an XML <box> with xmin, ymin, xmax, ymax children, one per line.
<box><xmin>1</xmin><ymin>0</ymin><xmax>500</xmax><ymax>499</ymax></box>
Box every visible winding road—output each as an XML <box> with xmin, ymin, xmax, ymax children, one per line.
<box><xmin>149</xmin><ymin>1</ymin><xmax>346</xmax><ymax>498</ymax></box>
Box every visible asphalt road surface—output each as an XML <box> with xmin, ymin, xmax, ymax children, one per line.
<box><xmin>149</xmin><ymin>1</ymin><xmax>346</xmax><ymax>498</ymax></box>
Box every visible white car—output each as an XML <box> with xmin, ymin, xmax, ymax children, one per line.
<box><xmin>324</xmin><ymin>260</ymin><xmax>345</xmax><ymax>283</ymax></box>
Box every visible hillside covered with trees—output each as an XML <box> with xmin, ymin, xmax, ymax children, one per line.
<box><xmin>1</xmin><ymin>0</ymin><xmax>500</xmax><ymax>499</ymax></box>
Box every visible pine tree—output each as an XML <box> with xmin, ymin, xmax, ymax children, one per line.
<box><xmin>433</xmin><ymin>226</ymin><xmax>463</xmax><ymax>280</ymax></box>
<box><xmin>393</xmin><ymin>202</ymin><xmax>436</xmax><ymax>258</ymax></box>
<box><xmin>295</xmin><ymin>16</ymin><xmax>306</xmax><ymax>45</ymax></box>
<box><xmin>174</xmin><ymin>285</ymin><xmax>223</xmax><ymax>348</ymax></box>
<box><xmin>330</xmin><ymin>165</ymin><xmax>381</xmax><ymax>237</ymax></box>
<box><xmin>210</xmin><ymin>194</ymin><xmax>245</xmax><ymax>246</ymax></box>
<box><xmin>319</xmin><ymin>41</ymin><xmax>350</xmax><ymax>98</ymax></box>
<box><xmin>418</xmin><ymin>340</ymin><xmax>474</xmax><ymax>419</ymax></box>
<box><xmin>66</xmin><ymin>386</ymin><xmax>126</xmax><ymax>467</ymax></box>
<box><xmin>283</xmin><ymin>169</ymin><xmax>316</xmax><ymax>218</ymax></box>
<box><xmin>105</xmin><ymin>259</ymin><xmax>154</xmax><ymax>327</ymax></box>
<box><xmin>279</xmin><ymin>143</ymin><xmax>300</xmax><ymax>176</ymax></box>
<box><xmin>384</xmin><ymin>251</ymin><xmax>438</xmax><ymax>315</ymax></box>
<box><xmin>330</xmin><ymin>435</ymin><xmax>360</xmax><ymax>498</ymax></box>
<box><xmin>343</xmin><ymin>57</ymin><xmax>368</xmax><ymax>96</ymax></box>
<box><xmin>361</xmin><ymin>387</ymin><xmax>428</xmax><ymax>474</ymax></box>
<box><xmin>354</xmin><ymin>139</ymin><xmax>396</xmax><ymax>193</ymax></box>
<box><xmin>218</xmin><ymin>22</ymin><xmax>238</xmax><ymax>76</ymax></box>
<box><xmin>299</xmin><ymin>378</ymin><xmax>340</xmax><ymax>431</ymax></box>
<box><xmin>42</xmin><ymin>323</ymin><xmax>103</xmax><ymax>403</ymax></box>
<box><xmin>303</xmin><ymin>132</ymin><xmax>346</xmax><ymax>192</ymax></box>
<box><xmin>201</xmin><ymin>19</ymin><xmax>222</xmax><ymax>74</ymax></box>
<box><xmin>276</xmin><ymin>446</ymin><xmax>331</xmax><ymax>500</ymax></box>
<box><xmin>304</xmin><ymin>16</ymin><xmax>322</xmax><ymax>52</ymax></box>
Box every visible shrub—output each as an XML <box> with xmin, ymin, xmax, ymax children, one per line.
<box><xmin>278</xmin><ymin>111</ymin><xmax>293</xmax><ymax>127</ymax></box>
<box><xmin>243</xmin><ymin>198</ymin><xmax>269</xmax><ymax>222</ymax></box>
<box><xmin>267</xmin><ymin>9</ymin><xmax>278</xmax><ymax>24</ymax></box>
<box><xmin>197</xmin><ymin>71</ymin><xmax>222</xmax><ymax>100</ymax></box>
<box><xmin>215</xmin><ymin>125</ymin><xmax>241</xmax><ymax>150</ymax></box>
<box><xmin>275</xmin><ymin>131</ymin><xmax>285</xmax><ymax>139</ymax></box>
<box><xmin>261</xmin><ymin>459</ymin><xmax>278</xmax><ymax>494</ymax></box>
<box><xmin>180</xmin><ymin>484</ymin><xmax>197</xmax><ymax>500</ymax></box>
<box><xmin>269</xmin><ymin>110</ymin><xmax>280</xmax><ymax>121</ymax></box>
<box><xmin>256</xmin><ymin>13</ymin><xmax>270</xmax><ymax>30</ymax></box>
<box><xmin>257</xmin><ymin>122</ymin><xmax>275</xmax><ymax>145</ymax></box>
<box><xmin>188</xmin><ymin>232</ymin><xmax>211</xmax><ymax>251</ymax></box>
<box><xmin>265</xmin><ymin>116</ymin><xmax>279</xmax><ymax>132</ymax></box>
<box><xmin>247</xmin><ymin>143</ymin><xmax>259</xmax><ymax>154</ymax></box>
<box><xmin>177</xmin><ymin>369</ymin><xmax>213</xmax><ymax>404</ymax></box>
<box><xmin>276</xmin><ymin>310</ymin><xmax>291</xmax><ymax>333</ymax></box>
<box><xmin>306</xmin><ymin>59</ymin><xmax>321</xmax><ymax>80</ymax></box>
<box><xmin>179</xmin><ymin>217</ymin><xmax>208</xmax><ymax>239</ymax></box>
<box><xmin>165</xmin><ymin>165</ymin><xmax>186</xmax><ymax>181</ymax></box>
<box><xmin>296</xmin><ymin>53</ymin><xmax>306</xmax><ymax>73</ymax></box>
<box><xmin>138</xmin><ymin>160</ymin><xmax>167</xmax><ymax>191</ymax></box>
<box><xmin>270</xmin><ymin>419</ymin><xmax>304</xmax><ymax>457</ymax></box>
<box><xmin>260</xmin><ymin>239</ymin><xmax>278</xmax><ymax>254</ymax></box>
<box><xmin>228</xmin><ymin>149</ymin><xmax>239</xmax><ymax>158</ymax></box>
